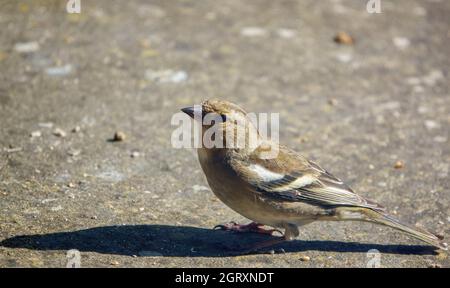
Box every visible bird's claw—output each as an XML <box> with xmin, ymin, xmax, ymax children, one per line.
<box><xmin>214</xmin><ymin>221</ymin><xmax>237</xmax><ymax>231</ymax></box>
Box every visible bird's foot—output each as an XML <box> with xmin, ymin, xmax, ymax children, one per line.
<box><xmin>214</xmin><ymin>221</ymin><xmax>283</xmax><ymax>236</ymax></box>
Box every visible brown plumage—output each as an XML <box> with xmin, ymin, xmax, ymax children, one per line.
<box><xmin>182</xmin><ymin>99</ymin><xmax>447</xmax><ymax>251</ymax></box>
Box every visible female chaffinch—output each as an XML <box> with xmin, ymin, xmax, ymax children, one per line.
<box><xmin>181</xmin><ymin>99</ymin><xmax>447</xmax><ymax>251</ymax></box>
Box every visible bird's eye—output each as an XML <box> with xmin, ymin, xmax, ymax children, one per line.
<box><xmin>220</xmin><ymin>114</ymin><xmax>227</xmax><ymax>122</ymax></box>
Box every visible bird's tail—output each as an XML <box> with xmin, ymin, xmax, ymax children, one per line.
<box><xmin>338</xmin><ymin>208</ymin><xmax>447</xmax><ymax>250</ymax></box>
<box><xmin>368</xmin><ymin>210</ymin><xmax>447</xmax><ymax>250</ymax></box>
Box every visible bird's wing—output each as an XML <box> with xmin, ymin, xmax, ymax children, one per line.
<box><xmin>232</xmin><ymin>145</ymin><xmax>385</xmax><ymax>211</ymax></box>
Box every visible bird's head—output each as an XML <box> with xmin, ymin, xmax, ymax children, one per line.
<box><xmin>181</xmin><ymin>99</ymin><xmax>260</xmax><ymax>150</ymax></box>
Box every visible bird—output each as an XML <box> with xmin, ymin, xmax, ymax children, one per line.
<box><xmin>181</xmin><ymin>99</ymin><xmax>447</xmax><ymax>252</ymax></box>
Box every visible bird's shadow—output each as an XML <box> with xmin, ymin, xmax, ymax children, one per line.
<box><xmin>0</xmin><ymin>224</ymin><xmax>438</xmax><ymax>257</ymax></box>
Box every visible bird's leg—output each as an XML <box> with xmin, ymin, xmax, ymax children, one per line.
<box><xmin>214</xmin><ymin>221</ymin><xmax>283</xmax><ymax>236</ymax></box>
<box><xmin>241</xmin><ymin>223</ymin><xmax>300</xmax><ymax>254</ymax></box>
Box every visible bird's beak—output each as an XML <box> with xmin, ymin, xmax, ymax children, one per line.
<box><xmin>181</xmin><ymin>106</ymin><xmax>197</xmax><ymax>118</ymax></box>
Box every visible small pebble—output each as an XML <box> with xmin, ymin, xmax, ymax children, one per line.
<box><xmin>300</xmin><ymin>255</ymin><xmax>311</xmax><ymax>262</ymax></box>
<box><xmin>277</xmin><ymin>28</ymin><xmax>296</xmax><ymax>39</ymax></box>
<box><xmin>433</xmin><ymin>136</ymin><xmax>447</xmax><ymax>143</ymax></box>
<box><xmin>334</xmin><ymin>32</ymin><xmax>354</xmax><ymax>45</ymax></box>
<box><xmin>90</xmin><ymin>215</ymin><xmax>98</xmax><ymax>220</ymax></box>
<box><xmin>72</xmin><ymin>126</ymin><xmax>81</xmax><ymax>133</ymax></box>
<box><xmin>45</xmin><ymin>64</ymin><xmax>73</xmax><ymax>76</ymax></box>
<box><xmin>394</xmin><ymin>161</ymin><xmax>404</xmax><ymax>169</ymax></box>
<box><xmin>14</xmin><ymin>41</ymin><xmax>40</xmax><ymax>53</ymax></box>
<box><xmin>53</xmin><ymin>128</ymin><xmax>67</xmax><ymax>138</ymax></box>
<box><xmin>192</xmin><ymin>185</ymin><xmax>210</xmax><ymax>193</ymax></box>
<box><xmin>413</xmin><ymin>6</ymin><xmax>427</xmax><ymax>16</ymax></box>
<box><xmin>328</xmin><ymin>98</ymin><xmax>338</xmax><ymax>106</ymax></box>
<box><xmin>50</xmin><ymin>205</ymin><xmax>63</xmax><ymax>212</ymax></box>
<box><xmin>30</xmin><ymin>131</ymin><xmax>42</xmax><ymax>138</ymax></box>
<box><xmin>413</xmin><ymin>86</ymin><xmax>424</xmax><ymax>93</ymax></box>
<box><xmin>41</xmin><ymin>198</ymin><xmax>57</xmax><ymax>204</ymax></box>
<box><xmin>38</xmin><ymin>122</ymin><xmax>54</xmax><ymax>128</ymax></box>
<box><xmin>131</xmin><ymin>151</ymin><xmax>140</xmax><ymax>158</ymax></box>
<box><xmin>4</xmin><ymin>147</ymin><xmax>22</xmax><ymax>153</ymax></box>
<box><xmin>336</xmin><ymin>53</ymin><xmax>353</xmax><ymax>63</ymax></box>
<box><xmin>67</xmin><ymin>182</ymin><xmax>76</xmax><ymax>188</ymax></box>
<box><xmin>423</xmin><ymin>70</ymin><xmax>443</xmax><ymax>86</ymax></box>
<box><xmin>67</xmin><ymin>149</ymin><xmax>81</xmax><ymax>156</ymax></box>
<box><xmin>169</xmin><ymin>71</ymin><xmax>188</xmax><ymax>83</ymax></box>
<box><xmin>240</xmin><ymin>27</ymin><xmax>267</xmax><ymax>37</ymax></box>
<box><xmin>417</xmin><ymin>106</ymin><xmax>428</xmax><ymax>114</ymax></box>
<box><xmin>298</xmin><ymin>137</ymin><xmax>308</xmax><ymax>143</ymax></box>
<box><xmin>145</xmin><ymin>69</ymin><xmax>188</xmax><ymax>83</ymax></box>
<box><xmin>393</xmin><ymin>37</ymin><xmax>410</xmax><ymax>50</ymax></box>
<box><xmin>113</xmin><ymin>131</ymin><xmax>126</xmax><ymax>141</ymax></box>
<box><xmin>427</xmin><ymin>263</ymin><xmax>441</xmax><ymax>268</ymax></box>
<box><xmin>424</xmin><ymin>120</ymin><xmax>439</xmax><ymax>130</ymax></box>
<box><xmin>110</xmin><ymin>261</ymin><xmax>119</xmax><ymax>266</ymax></box>
<box><xmin>406</xmin><ymin>77</ymin><xmax>421</xmax><ymax>86</ymax></box>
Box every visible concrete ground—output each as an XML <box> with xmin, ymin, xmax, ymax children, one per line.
<box><xmin>0</xmin><ymin>0</ymin><xmax>449</xmax><ymax>267</ymax></box>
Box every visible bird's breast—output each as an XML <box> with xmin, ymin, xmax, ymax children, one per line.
<box><xmin>197</xmin><ymin>148</ymin><xmax>319</xmax><ymax>227</ymax></box>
